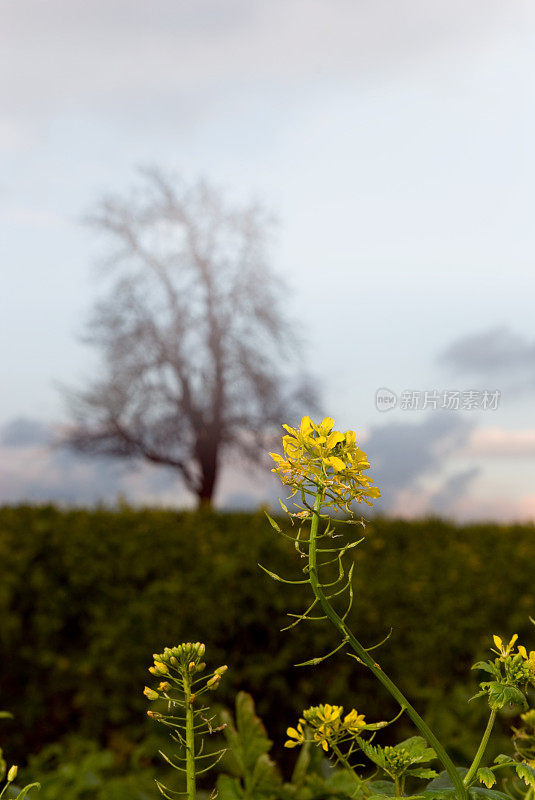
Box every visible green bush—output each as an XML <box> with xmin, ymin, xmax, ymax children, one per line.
<box><xmin>0</xmin><ymin>506</ymin><xmax>533</xmax><ymax>767</ymax></box>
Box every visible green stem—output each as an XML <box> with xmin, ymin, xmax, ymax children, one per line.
<box><xmin>184</xmin><ymin>672</ymin><xmax>197</xmax><ymax>800</ymax></box>
<box><xmin>332</xmin><ymin>743</ymin><xmax>371</xmax><ymax>797</ymax></box>
<box><xmin>308</xmin><ymin>490</ymin><xmax>468</xmax><ymax>800</ymax></box>
<box><xmin>463</xmin><ymin>710</ymin><xmax>497</xmax><ymax>787</ymax></box>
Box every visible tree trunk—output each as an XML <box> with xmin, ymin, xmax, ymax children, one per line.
<box><xmin>196</xmin><ymin>441</ymin><xmax>218</xmax><ymax>510</ymax></box>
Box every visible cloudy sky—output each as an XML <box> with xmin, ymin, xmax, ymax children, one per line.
<box><xmin>2</xmin><ymin>0</ymin><xmax>535</xmax><ymax>518</ymax></box>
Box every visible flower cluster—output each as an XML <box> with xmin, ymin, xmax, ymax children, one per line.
<box><xmin>269</xmin><ymin>416</ymin><xmax>381</xmax><ymax>511</ymax></box>
<box><xmin>493</xmin><ymin>635</ymin><xmax>535</xmax><ymax>686</ymax></box>
<box><xmin>144</xmin><ymin>642</ymin><xmax>228</xmax><ymax>713</ymax></box>
<box><xmin>473</xmin><ymin>634</ymin><xmax>535</xmax><ymax>711</ymax></box>
<box><xmin>285</xmin><ymin>703</ymin><xmax>367</xmax><ymax>751</ymax></box>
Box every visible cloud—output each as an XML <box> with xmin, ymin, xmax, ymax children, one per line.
<box><xmin>463</xmin><ymin>427</ymin><xmax>535</xmax><ymax>458</ymax></box>
<box><xmin>437</xmin><ymin>326</ymin><xmax>535</xmax><ymax>386</ymax></box>
<box><xmin>0</xmin><ymin>418</ymin><xmax>185</xmax><ymax>506</ymax></box>
<box><xmin>1</xmin><ymin>414</ymin><xmax>534</xmax><ymax>521</ymax></box>
<box><xmin>2</xmin><ymin>0</ymin><xmax>532</xmax><ymax>133</ymax></box>
<box><xmin>363</xmin><ymin>411</ymin><xmax>474</xmax><ymax>496</ymax></box>
<box><xmin>429</xmin><ymin>467</ymin><xmax>480</xmax><ymax>516</ymax></box>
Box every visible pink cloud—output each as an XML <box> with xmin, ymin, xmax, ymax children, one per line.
<box><xmin>463</xmin><ymin>427</ymin><xmax>535</xmax><ymax>458</ymax></box>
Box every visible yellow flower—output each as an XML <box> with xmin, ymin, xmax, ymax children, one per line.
<box><xmin>343</xmin><ymin>709</ymin><xmax>367</xmax><ymax>734</ymax></box>
<box><xmin>493</xmin><ymin>634</ymin><xmax>518</xmax><ymax>658</ymax></box>
<box><xmin>270</xmin><ymin>416</ymin><xmax>381</xmax><ymax>511</ymax></box>
<box><xmin>518</xmin><ymin>645</ymin><xmax>535</xmax><ymax>675</ymax></box>
<box><xmin>301</xmin><ymin>704</ymin><xmax>343</xmax><ymax>750</ymax></box>
<box><xmin>285</xmin><ymin>721</ymin><xmax>306</xmax><ymax>748</ymax></box>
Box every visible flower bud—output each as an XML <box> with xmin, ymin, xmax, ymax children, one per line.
<box><xmin>196</xmin><ymin>662</ymin><xmax>206</xmax><ymax>673</ymax></box>
<box><xmin>7</xmin><ymin>766</ymin><xmax>18</xmax><ymax>782</ymax></box>
<box><xmin>144</xmin><ymin>686</ymin><xmax>159</xmax><ymax>701</ymax></box>
<box><xmin>188</xmin><ymin>661</ymin><xmax>196</xmax><ymax>672</ymax></box>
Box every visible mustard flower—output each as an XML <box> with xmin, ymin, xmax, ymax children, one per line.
<box><xmin>269</xmin><ymin>416</ymin><xmax>380</xmax><ymax>510</ymax></box>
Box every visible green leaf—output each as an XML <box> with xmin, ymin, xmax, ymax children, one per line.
<box><xmin>486</xmin><ymin>682</ymin><xmax>527</xmax><ymax>711</ymax></box>
<box><xmin>394</xmin><ymin>736</ymin><xmax>437</xmax><ymax>765</ymax></box>
<box><xmin>477</xmin><ymin>768</ymin><xmax>496</xmax><ymax>788</ymax></box>
<box><xmin>250</xmin><ymin>753</ymin><xmax>282</xmax><ymax>795</ymax></box>
<box><xmin>356</xmin><ymin>737</ymin><xmax>386</xmax><ymax>769</ymax></box>
<box><xmin>425</xmin><ymin>768</ymin><xmax>469</xmax><ymax>790</ymax></box>
<box><xmin>367</xmin><ymin>780</ymin><xmax>396</xmax><ymax>796</ymax></box>
<box><xmin>472</xmin><ymin>662</ymin><xmax>501</xmax><ymax>678</ymax></box>
<box><xmin>219</xmin><ymin>692</ymin><xmax>281</xmax><ymax>797</ymax></box>
<box><xmin>469</xmin><ymin>787</ymin><xmax>511</xmax><ymax>800</ymax></box>
<box><xmin>515</xmin><ymin>763</ymin><xmax>535</xmax><ymax>788</ymax></box>
<box><xmin>407</xmin><ymin>769</ymin><xmax>438</xmax><ymax>780</ymax></box>
<box><xmin>493</xmin><ymin>755</ymin><xmax>513</xmax><ymax>765</ymax></box>
<box><xmin>216</xmin><ymin>775</ymin><xmax>245</xmax><ymax>800</ymax></box>
<box><xmin>323</xmin><ymin>769</ymin><xmax>361</xmax><ymax>794</ymax></box>
<box><xmin>265</xmin><ymin>513</ymin><xmax>282</xmax><ymax>533</ymax></box>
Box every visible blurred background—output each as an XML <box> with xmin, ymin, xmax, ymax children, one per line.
<box><xmin>1</xmin><ymin>2</ymin><xmax>534</xmax><ymax>798</ymax></box>
<box><xmin>3</xmin><ymin>0</ymin><xmax>535</xmax><ymax>519</ymax></box>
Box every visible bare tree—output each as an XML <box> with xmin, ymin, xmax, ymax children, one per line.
<box><xmin>65</xmin><ymin>169</ymin><xmax>316</xmax><ymax>507</ymax></box>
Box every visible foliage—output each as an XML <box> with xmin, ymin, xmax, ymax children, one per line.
<box><xmin>22</xmin><ymin>736</ymin><xmax>157</xmax><ymax>800</ymax></box>
<box><xmin>0</xmin><ymin>503</ymin><xmax>534</xmax><ymax>767</ymax></box>
<box><xmin>0</xmin><ymin>712</ymin><xmax>39</xmax><ymax>800</ymax></box>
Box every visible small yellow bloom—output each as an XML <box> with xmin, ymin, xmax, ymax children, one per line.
<box><xmin>285</xmin><ymin>721</ymin><xmax>306</xmax><ymax>748</ymax></box>
<box><xmin>343</xmin><ymin>709</ymin><xmax>367</xmax><ymax>734</ymax></box>
<box><xmin>493</xmin><ymin>634</ymin><xmax>519</xmax><ymax>658</ymax></box>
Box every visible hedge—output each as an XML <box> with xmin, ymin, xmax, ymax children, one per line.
<box><xmin>0</xmin><ymin>506</ymin><xmax>533</xmax><ymax>766</ymax></box>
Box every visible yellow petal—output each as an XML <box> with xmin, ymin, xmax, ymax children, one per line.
<box><xmin>326</xmin><ymin>431</ymin><xmax>345</xmax><ymax>449</ymax></box>
<box><xmin>322</xmin><ymin>740</ymin><xmax>329</xmax><ymax>751</ymax></box>
<box><xmin>518</xmin><ymin>645</ymin><xmax>528</xmax><ymax>659</ymax></box>
<box><xmin>319</xmin><ymin>417</ymin><xmax>335</xmax><ymax>433</ymax></box>
<box><xmin>493</xmin><ymin>635</ymin><xmax>503</xmax><ymax>650</ymax></box>
<box><xmin>325</xmin><ymin>456</ymin><xmax>346</xmax><ymax>472</ymax></box>
<box><xmin>282</xmin><ymin>424</ymin><xmax>298</xmax><ymax>436</ymax></box>
<box><xmin>286</xmin><ymin>727</ymin><xmax>299</xmax><ymax>738</ymax></box>
<box><xmin>284</xmin><ymin>740</ymin><xmax>298</xmax><ymax>748</ymax></box>
<box><xmin>345</xmin><ymin>430</ymin><xmax>357</xmax><ymax>446</ymax></box>
<box><xmin>299</xmin><ymin>416</ymin><xmax>313</xmax><ymax>436</ymax></box>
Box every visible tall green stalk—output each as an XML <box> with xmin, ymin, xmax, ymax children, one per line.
<box><xmin>463</xmin><ymin>710</ymin><xmax>496</xmax><ymax>787</ymax></box>
<box><xmin>183</xmin><ymin>671</ymin><xmax>197</xmax><ymax>800</ymax></box>
<box><xmin>308</xmin><ymin>489</ymin><xmax>468</xmax><ymax>800</ymax></box>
